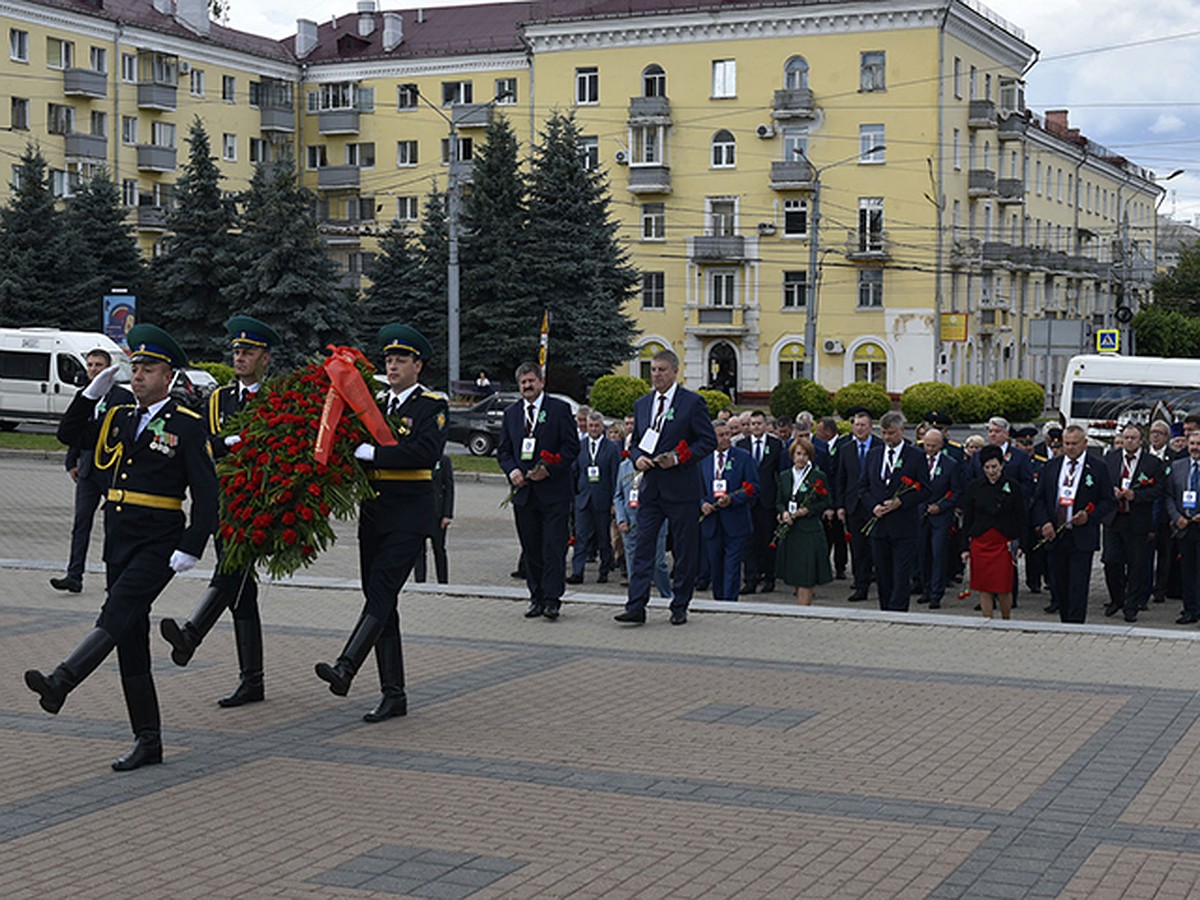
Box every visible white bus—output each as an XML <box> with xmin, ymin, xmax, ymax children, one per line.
<box><xmin>1060</xmin><ymin>354</ymin><xmax>1200</xmax><ymax>444</ymax></box>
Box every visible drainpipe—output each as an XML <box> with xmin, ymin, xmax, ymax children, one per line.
<box><xmin>934</xmin><ymin>1</ymin><xmax>951</xmax><ymax>382</ymax></box>
<box><xmin>113</xmin><ymin>22</ymin><xmax>124</xmax><ymax>188</ymax></box>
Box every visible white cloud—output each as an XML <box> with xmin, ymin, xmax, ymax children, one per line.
<box><xmin>1149</xmin><ymin>115</ymin><xmax>1187</xmax><ymax>135</ymax></box>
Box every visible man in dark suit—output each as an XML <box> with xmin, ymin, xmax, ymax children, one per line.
<box><xmin>815</xmin><ymin>416</ymin><xmax>846</xmax><ymax>580</ymax></box>
<box><xmin>859</xmin><ymin>411</ymin><xmax>926</xmax><ymax>612</ymax></box>
<box><xmin>1145</xmin><ymin>419</ymin><xmax>1174</xmax><ymax>607</ymax></box>
<box><xmin>969</xmin><ymin>416</ymin><xmax>1035</xmax><ymax>498</ymax></box>
<box><xmin>616</xmin><ymin>347</ymin><xmax>717</xmax><ymax>626</ymax></box>
<box><xmin>497</xmin><ymin>361</ymin><xmax>580</xmax><ymax>619</ymax></box>
<box><xmin>51</xmin><ymin>347</ymin><xmax>134</xmax><ymax>594</ymax></box>
<box><xmin>1101</xmin><ymin>423</ymin><xmax>1164</xmax><ymax>623</ymax></box>
<box><xmin>1166</xmin><ymin>431</ymin><xmax>1200</xmax><ymax>624</ymax></box>
<box><xmin>27</xmin><ymin>325</ymin><xmax>217</xmax><ymax>770</ymax></box>
<box><xmin>160</xmin><ymin>315</ymin><xmax>279</xmax><ymax>708</ymax></box>
<box><xmin>314</xmin><ymin>324</ymin><xmax>449</xmax><ymax>723</ymax></box>
<box><xmin>1032</xmin><ymin>424</ymin><xmax>1116</xmax><ymax>624</ymax></box>
<box><xmin>916</xmin><ymin>428</ymin><xmax>963</xmax><ymax>609</ymax></box>
<box><xmin>834</xmin><ymin>407</ymin><xmax>879</xmax><ymax>602</ymax></box>
<box><xmin>568</xmin><ymin>411</ymin><xmax>620</xmax><ymax>584</ymax></box>
<box><xmin>735</xmin><ymin>409</ymin><xmax>786</xmax><ymax>594</ymax></box>
<box><xmin>702</xmin><ymin>420</ymin><xmax>759</xmax><ymax>602</ymax></box>
<box><xmin>414</xmin><ymin>454</ymin><xmax>454</xmax><ymax>584</ymax></box>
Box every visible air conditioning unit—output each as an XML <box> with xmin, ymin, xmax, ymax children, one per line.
<box><xmin>614</xmin><ymin>150</ymin><xmax>628</xmax><ymax>165</ymax></box>
<box><xmin>755</xmin><ymin>124</ymin><xmax>775</xmax><ymax>139</ymax></box>
<box><xmin>757</xmin><ymin>222</ymin><xmax>777</xmax><ymax>236</ymax></box>
<box><xmin>178</xmin><ymin>61</ymin><xmax>191</xmax><ymax>75</ymax></box>
<box><xmin>823</xmin><ymin>339</ymin><xmax>845</xmax><ymax>354</ymax></box>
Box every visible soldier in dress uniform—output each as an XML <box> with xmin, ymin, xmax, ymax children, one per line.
<box><xmin>314</xmin><ymin>324</ymin><xmax>448</xmax><ymax>722</ymax></box>
<box><xmin>159</xmin><ymin>316</ymin><xmax>280</xmax><ymax>707</ymax></box>
<box><xmin>25</xmin><ymin>325</ymin><xmax>217</xmax><ymax>771</ymax></box>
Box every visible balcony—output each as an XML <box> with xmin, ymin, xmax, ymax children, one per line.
<box><xmin>137</xmin><ymin>82</ymin><xmax>176</xmax><ymax>111</ymax></box>
<box><xmin>318</xmin><ymin>108</ymin><xmax>360</xmax><ymax>135</ymax></box>
<box><xmin>627</xmin><ymin>96</ymin><xmax>671</xmax><ymax>124</ymax></box>
<box><xmin>685</xmin><ymin>304</ymin><xmax>749</xmax><ymax>336</ymax></box>
<box><xmin>1042</xmin><ymin>250</ymin><xmax>1069</xmax><ymax>271</ymax></box>
<box><xmin>769</xmin><ymin>160</ymin><xmax>814</xmax><ymax>191</ymax></box>
<box><xmin>998</xmin><ymin>115</ymin><xmax>1027</xmax><ymax>141</ymax></box>
<box><xmin>691</xmin><ymin>235</ymin><xmax>746</xmax><ymax>263</ymax></box>
<box><xmin>136</xmin><ymin>144</ymin><xmax>177</xmax><ymax>172</ymax></box>
<box><xmin>950</xmin><ymin>238</ymin><xmax>981</xmax><ymax>265</ymax></box>
<box><xmin>1008</xmin><ymin>246</ymin><xmax>1034</xmax><ymax>267</ymax></box>
<box><xmin>65</xmin><ymin>132</ymin><xmax>107</xmax><ymax>160</ymax></box>
<box><xmin>450</xmin><ymin>159</ymin><xmax>475</xmax><ymax>185</ymax></box>
<box><xmin>136</xmin><ymin>205</ymin><xmax>169</xmax><ymax>231</ymax></box>
<box><xmin>260</xmin><ymin>105</ymin><xmax>294</xmax><ymax>133</ymax></box>
<box><xmin>627</xmin><ymin>165</ymin><xmax>671</xmax><ymax>195</ymax></box>
<box><xmin>317</xmin><ymin>165</ymin><xmax>361</xmax><ymax>190</ymax></box>
<box><xmin>968</xmin><ymin>99</ymin><xmax>996</xmax><ymax>129</ymax></box>
<box><xmin>845</xmin><ymin>230</ymin><xmax>890</xmax><ymax>261</ymax></box>
<box><xmin>63</xmin><ymin>68</ymin><xmax>106</xmax><ymax>98</ymax></box>
<box><xmin>997</xmin><ymin>178</ymin><xmax>1024</xmax><ymax>204</ymax></box>
<box><xmin>771</xmin><ymin>88</ymin><xmax>815</xmax><ymax>120</ymax></box>
<box><xmin>977</xmin><ymin>309</ymin><xmax>1011</xmax><ymax>334</ymax></box>
<box><xmin>982</xmin><ymin>241</ymin><xmax>1011</xmax><ymax>263</ymax></box>
<box><xmin>451</xmin><ymin>103</ymin><xmax>491</xmax><ymax>129</ymax></box>
<box><xmin>968</xmin><ymin>168</ymin><xmax>997</xmax><ymax>198</ymax></box>
<box><xmin>979</xmin><ymin>291</ymin><xmax>1007</xmax><ymax>309</ymax></box>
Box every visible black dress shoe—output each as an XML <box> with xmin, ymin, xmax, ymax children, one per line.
<box><xmin>565</xmin><ymin>573</ymin><xmax>583</xmax><ymax>585</ymax></box>
<box><xmin>524</xmin><ymin>602</ymin><xmax>545</xmax><ymax>618</ymax></box>
<box><xmin>760</xmin><ymin>582</ymin><xmax>775</xmax><ymax>593</ymax></box>
<box><xmin>1124</xmin><ymin>613</ymin><xmax>1138</xmax><ymax>623</ymax></box>
<box><xmin>670</xmin><ymin>611</ymin><xmax>688</xmax><ymax>625</ymax></box>
<box><xmin>847</xmin><ymin>593</ymin><xmax>868</xmax><ymax>602</ymax></box>
<box><xmin>741</xmin><ymin>583</ymin><xmax>757</xmax><ymax>595</ymax></box>
<box><xmin>49</xmin><ymin>576</ymin><xmax>82</xmax><ymax>593</ymax></box>
<box><xmin>1044</xmin><ymin>603</ymin><xmax>1059</xmax><ymax>614</ymax></box>
<box><xmin>929</xmin><ymin>601</ymin><xmax>941</xmax><ymax>609</ymax></box>
<box><xmin>159</xmin><ymin>617</ymin><xmax>197</xmax><ymax>667</ymax></box>
<box><xmin>510</xmin><ymin>570</ymin><xmax>524</xmax><ymax>579</ymax></box>
<box><xmin>917</xmin><ymin>597</ymin><xmax>930</xmax><ymax>605</ymax></box>
<box><xmin>1176</xmin><ymin>613</ymin><xmax>1198</xmax><ymax>625</ymax></box>
<box><xmin>111</xmin><ymin>736</ymin><xmax>162</xmax><ymax>771</ymax></box>
<box><xmin>1153</xmin><ymin>594</ymin><xmax>1166</xmax><ymax>604</ymax></box>
<box><xmin>614</xmin><ymin>610</ymin><xmax>646</xmax><ymax>624</ymax></box>
<box><xmin>695</xmin><ymin>581</ymin><xmax>710</xmax><ymax>592</ymax></box>
<box><xmin>596</xmin><ymin>572</ymin><xmax>608</xmax><ymax>584</ymax></box>
<box><xmin>1103</xmin><ymin>603</ymin><xmax>1121</xmax><ymax>618</ymax></box>
<box><xmin>1026</xmin><ymin>586</ymin><xmax>1042</xmax><ymax>594</ymax></box>
<box><xmin>543</xmin><ymin>605</ymin><xmax>560</xmax><ymax>620</ymax></box>
<box><xmin>363</xmin><ymin>691</ymin><xmax>407</xmax><ymax>723</ymax></box>
<box><xmin>835</xmin><ymin>571</ymin><xmax>847</xmax><ymax>580</ymax></box>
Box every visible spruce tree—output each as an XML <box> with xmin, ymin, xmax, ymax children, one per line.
<box><xmin>461</xmin><ymin>115</ymin><xmax>536</xmax><ymax>383</ymax></box>
<box><xmin>411</xmin><ymin>185</ymin><xmax>450</xmax><ymax>387</ymax></box>
<box><xmin>0</xmin><ymin>145</ymin><xmax>65</xmax><ymax>327</ymax></box>
<box><xmin>61</xmin><ymin>169</ymin><xmax>143</xmax><ymax>330</ymax></box>
<box><xmin>147</xmin><ymin>117</ymin><xmax>239</xmax><ymax>360</ymax></box>
<box><xmin>228</xmin><ymin>153</ymin><xmax>351</xmax><ymax>369</ymax></box>
<box><xmin>358</xmin><ymin>223</ymin><xmax>428</xmax><ymax>365</ymax></box>
<box><xmin>525</xmin><ymin>112</ymin><xmax>638</xmax><ymax>385</ymax></box>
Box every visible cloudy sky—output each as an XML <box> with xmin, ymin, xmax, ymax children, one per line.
<box><xmin>223</xmin><ymin>0</ymin><xmax>1200</xmax><ymax>224</ymax></box>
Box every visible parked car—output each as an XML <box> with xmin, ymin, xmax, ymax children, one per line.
<box><xmin>447</xmin><ymin>391</ymin><xmax>581</xmax><ymax>456</ymax></box>
<box><xmin>170</xmin><ymin>367</ymin><xmax>218</xmax><ymax>414</ymax></box>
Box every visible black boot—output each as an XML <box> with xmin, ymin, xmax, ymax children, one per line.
<box><xmin>315</xmin><ymin>614</ymin><xmax>384</xmax><ymax>697</ymax></box>
<box><xmin>218</xmin><ymin>618</ymin><xmax>265</xmax><ymax>708</ymax></box>
<box><xmin>160</xmin><ymin>586</ymin><xmax>227</xmax><ymax>666</ymax></box>
<box><xmin>24</xmin><ymin>628</ymin><xmax>115</xmax><ymax>714</ymax></box>
<box><xmin>112</xmin><ymin>674</ymin><xmax>163</xmax><ymax>771</ymax></box>
<box><xmin>363</xmin><ymin>629</ymin><xmax>407</xmax><ymax>723</ymax></box>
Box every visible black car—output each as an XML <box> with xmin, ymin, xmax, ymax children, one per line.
<box><xmin>447</xmin><ymin>391</ymin><xmax>583</xmax><ymax>456</ymax></box>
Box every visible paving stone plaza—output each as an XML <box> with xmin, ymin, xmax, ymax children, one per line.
<box><xmin>4</xmin><ymin>453</ymin><xmax>1200</xmax><ymax>898</ymax></box>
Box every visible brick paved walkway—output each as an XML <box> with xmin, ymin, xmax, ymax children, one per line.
<box><xmin>4</xmin><ymin>565</ymin><xmax>1200</xmax><ymax>899</ymax></box>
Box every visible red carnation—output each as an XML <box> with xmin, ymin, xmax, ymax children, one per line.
<box><xmin>301</xmin><ymin>544</ymin><xmax>314</xmax><ymax>556</ymax></box>
<box><xmin>319</xmin><ymin>501</ymin><xmax>330</xmax><ymax>516</ymax></box>
<box><xmin>282</xmin><ymin>529</ymin><xmax>297</xmax><ymax>545</ymax></box>
<box><xmin>540</xmin><ymin>450</ymin><xmax>562</xmax><ymax>465</ymax></box>
<box><xmin>621</xmin><ymin>449</ymin><xmax>629</xmax><ymax>459</ymax></box>
<box><xmin>1085</xmin><ymin>502</ymin><xmax>1095</xmax><ymax>515</ymax></box>
<box><xmin>282</xmin><ymin>511</ymin><xmax>296</xmax><ymax>526</ymax></box>
<box><xmin>221</xmin><ymin>524</ymin><xmax>235</xmax><ymax>541</ymax></box>
<box><xmin>814</xmin><ymin>480</ymin><xmax>829</xmax><ymax>496</ymax></box>
<box><xmin>251</xmin><ymin>530</ymin><xmax>267</xmax><ymax>545</ymax></box>
<box><xmin>308</xmin><ymin>483</ymin><xmax>322</xmax><ymax>497</ymax></box>
<box><xmin>675</xmin><ymin>440</ymin><xmax>692</xmax><ymax>464</ymax></box>
<box><xmin>741</xmin><ymin>481</ymin><xmax>755</xmax><ymax>497</ymax></box>
<box><xmin>298</xmin><ymin>505</ymin><xmax>314</xmax><ymax>522</ymax></box>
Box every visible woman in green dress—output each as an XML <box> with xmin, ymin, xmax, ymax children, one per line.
<box><xmin>775</xmin><ymin>437</ymin><xmax>833</xmax><ymax>604</ymax></box>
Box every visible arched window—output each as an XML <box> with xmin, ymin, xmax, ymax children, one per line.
<box><xmin>778</xmin><ymin>341</ymin><xmax>805</xmax><ymax>383</ymax></box>
<box><xmin>642</xmin><ymin>64</ymin><xmax>665</xmax><ymax>98</ymax></box>
<box><xmin>783</xmin><ymin>56</ymin><xmax>809</xmax><ymax>90</ymax></box>
<box><xmin>853</xmin><ymin>342</ymin><xmax>887</xmax><ymax>386</ymax></box>
<box><xmin>638</xmin><ymin>341</ymin><xmax>666</xmax><ymax>381</ymax></box>
<box><xmin>711</xmin><ymin>129</ymin><xmax>736</xmax><ymax>168</ymax></box>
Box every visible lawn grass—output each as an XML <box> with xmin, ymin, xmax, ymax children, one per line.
<box><xmin>0</xmin><ymin>432</ymin><xmax>65</xmax><ymax>452</ymax></box>
<box><xmin>449</xmin><ymin>453</ymin><xmax>502</xmax><ymax>474</ymax></box>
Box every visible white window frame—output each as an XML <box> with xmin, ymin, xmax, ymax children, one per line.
<box><xmin>121</xmin><ymin>116</ymin><xmax>138</xmax><ymax>145</ymax></box>
<box><xmin>249</xmin><ymin>138</ymin><xmax>268</xmax><ymax>164</ymax></box>
<box><xmin>783</xmin><ymin>270</ymin><xmax>808</xmax><ymax>309</ymax></box>
<box><xmin>89</xmin><ymin>46</ymin><xmax>106</xmax><ymax>73</ymax></box>
<box><xmin>710</xmin><ymin>130</ymin><xmax>736</xmax><ymax>169</ymax></box>
<box><xmin>859</xmin><ymin>124</ymin><xmax>885</xmax><ymax>164</ymax></box>
<box><xmin>346</xmin><ymin>142</ymin><xmax>375</xmax><ymax>168</ymax></box>
<box><xmin>641</xmin><ymin>272</ymin><xmax>665</xmax><ymax>310</ymax></box>
<box><xmin>579</xmin><ymin>136</ymin><xmax>598</xmax><ymax>171</ymax></box>
<box><xmin>11</xmin><ymin>98</ymin><xmax>29</xmax><ymax>131</ymax></box>
<box><xmin>46</xmin><ymin>37</ymin><xmax>74</xmax><ymax>70</ymax></box>
<box><xmin>190</xmin><ymin>68</ymin><xmax>205</xmax><ymax>97</ymax></box>
<box><xmin>397</xmin><ymin>83</ymin><xmax>418</xmax><ymax>110</ymax></box>
<box><xmin>307</xmin><ymin>145</ymin><xmax>328</xmax><ymax>170</ymax></box>
<box><xmin>860</xmin><ymin>51</ymin><xmax>885</xmax><ymax>92</ymax></box>
<box><xmin>151</xmin><ymin>121</ymin><xmax>176</xmax><ymax>148</ymax></box>
<box><xmin>641</xmin><ymin>203</ymin><xmax>665</xmax><ymax>241</ymax></box>
<box><xmin>396</xmin><ymin>196</ymin><xmax>419</xmax><ymax>221</ymax></box>
<box><xmin>711</xmin><ymin>59</ymin><xmax>736</xmax><ymax>98</ymax></box>
<box><xmin>222</xmin><ymin>133</ymin><xmax>237</xmax><ymax>161</ymax></box>
<box><xmin>857</xmin><ymin>270</ymin><xmax>884</xmax><ymax>308</ymax></box>
<box><xmin>708</xmin><ymin>270</ymin><xmax>737</xmax><ymax>307</ymax></box>
<box><xmin>121</xmin><ymin>53</ymin><xmax>136</xmax><ymax>82</ymax></box>
<box><xmin>396</xmin><ymin>140</ymin><xmax>418</xmax><ymax>167</ymax></box>
<box><xmin>441</xmin><ymin>80</ymin><xmax>473</xmax><ymax>106</ymax></box>
<box><xmin>783</xmin><ymin>199</ymin><xmax>807</xmax><ymax>238</ymax></box>
<box><xmin>631</xmin><ymin>124</ymin><xmax>663</xmax><ymax>166</ymax></box>
<box><xmin>222</xmin><ymin>75</ymin><xmax>236</xmax><ymax>103</ymax></box>
<box><xmin>10</xmin><ymin>28</ymin><xmax>29</xmax><ymax>63</ymax></box>
<box><xmin>494</xmin><ymin>77</ymin><xmax>517</xmax><ymax>104</ymax></box>
<box><xmin>706</xmin><ymin>197</ymin><xmax>737</xmax><ymax>237</ymax></box>
<box><xmin>575</xmin><ymin>67</ymin><xmax>598</xmax><ymax>105</ymax></box>
<box><xmin>857</xmin><ymin>197</ymin><xmax>884</xmax><ymax>252</ymax></box>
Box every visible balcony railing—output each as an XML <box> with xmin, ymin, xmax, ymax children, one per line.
<box><xmin>968</xmin><ymin>169</ymin><xmax>997</xmax><ymax>197</ymax></box>
<box><xmin>317</xmin><ymin>165</ymin><xmax>361</xmax><ymax>190</ymax></box>
<box><xmin>982</xmin><ymin>241</ymin><xmax>1011</xmax><ymax>262</ymax></box>
<box><xmin>685</xmin><ymin>304</ymin><xmax>749</xmax><ymax>335</ymax></box>
<box><xmin>691</xmin><ymin>235</ymin><xmax>746</xmax><ymax>262</ymax></box>
<box><xmin>997</xmin><ymin>179</ymin><xmax>1024</xmax><ymax>203</ymax></box>
<box><xmin>627</xmin><ymin>165</ymin><xmax>671</xmax><ymax>194</ymax></box>
<box><xmin>968</xmin><ymin>99</ymin><xmax>997</xmax><ymax>128</ymax></box>
<box><xmin>260</xmin><ymin>104</ymin><xmax>294</xmax><ymax>133</ymax></box>
<box><xmin>136</xmin><ymin>205</ymin><xmax>169</xmax><ymax>231</ymax></box>
<box><xmin>318</xmin><ymin>108</ymin><xmax>360</xmax><ymax>134</ymax></box>
<box><xmin>63</xmin><ymin>68</ymin><xmax>107</xmax><ymax>98</ymax></box>
<box><xmin>771</xmin><ymin>87</ymin><xmax>815</xmax><ymax>119</ymax></box>
<box><xmin>65</xmin><ymin>132</ymin><xmax>107</xmax><ymax>159</ymax></box>
<box><xmin>451</xmin><ymin>103</ymin><xmax>491</xmax><ymax>129</ymax></box>
<box><xmin>845</xmin><ymin>230</ymin><xmax>890</xmax><ymax>260</ymax></box>
<box><xmin>769</xmin><ymin>160</ymin><xmax>814</xmax><ymax>190</ymax></box>
<box><xmin>997</xmin><ymin>115</ymin><xmax>1027</xmax><ymax>141</ymax></box>
<box><xmin>136</xmin><ymin>144</ymin><xmax>177</xmax><ymax>171</ymax></box>
<box><xmin>137</xmin><ymin>82</ymin><xmax>176</xmax><ymax>111</ymax></box>
<box><xmin>627</xmin><ymin>96</ymin><xmax>671</xmax><ymax>123</ymax></box>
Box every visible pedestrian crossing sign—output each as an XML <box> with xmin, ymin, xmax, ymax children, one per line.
<box><xmin>1096</xmin><ymin>329</ymin><xmax>1120</xmax><ymax>353</ymax></box>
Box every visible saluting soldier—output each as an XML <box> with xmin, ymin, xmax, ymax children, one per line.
<box><xmin>25</xmin><ymin>325</ymin><xmax>217</xmax><ymax>771</ymax></box>
<box><xmin>314</xmin><ymin>325</ymin><xmax>448</xmax><ymax>722</ymax></box>
<box><xmin>159</xmin><ymin>316</ymin><xmax>280</xmax><ymax>707</ymax></box>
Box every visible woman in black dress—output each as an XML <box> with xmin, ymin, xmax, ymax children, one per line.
<box><xmin>775</xmin><ymin>437</ymin><xmax>832</xmax><ymax>605</ymax></box>
<box><xmin>960</xmin><ymin>444</ymin><xmax>1025</xmax><ymax>619</ymax></box>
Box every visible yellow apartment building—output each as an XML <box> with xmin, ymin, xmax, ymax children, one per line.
<box><xmin>0</xmin><ymin>0</ymin><xmax>1165</xmax><ymax>401</ymax></box>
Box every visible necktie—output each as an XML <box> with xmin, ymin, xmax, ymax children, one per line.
<box><xmin>885</xmin><ymin>446</ymin><xmax>895</xmax><ymax>479</ymax></box>
<box><xmin>134</xmin><ymin>406</ymin><xmax>150</xmax><ymax>439</ymax></box>
<box><xmin>754</xmin><ymin>439</ymin><xmax>762</xmax><ymax>464</ymax></box>
<box><xmin>388</xmin><ymin>396</ymin><xmax>400</xmax><ymax>417</ymax></box>
<box><xmin>590</xmin><ymin>439</ymin><xmax>598</xmax><ymax>461</ymax></box>
<box><xmin>525</xmin><ymin>402</ymin><xmax>535</xmax><ymax>437</ymax></box>
<box><xmin>1119</xmin><ymin>454</ymin><xmax>1133</xmax><ymax>513</ymax></box>
<box><xmin>1191</xmin><ymin>462</ymin><xmax>1199</xmax><ymax>495</ymax></box>
<box><xmin>654</xmin><ymin>394</ymin><xmax>667</xmax><ymax>431</ymax></box>
<box><xmin>928</xmin><ymin>454</ymin><xmax>937</xmax><ymax>477</ymax></box>
<box><xmin>716</xmin><ymin>452</ymin><xmax>725</xmax><ymax>475</ymax></box>
<box><xmin>1058</xmin><ymin>459</ymin><xmax>1078</xmax><ymax>526</ymax></box>
<box><xmin>858</xmin><ymin>441</ymin><xmax>867</xmax><ymax>468</ymax></box>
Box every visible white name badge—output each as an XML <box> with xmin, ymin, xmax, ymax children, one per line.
<box><xmin>520</xmin><ymin>437</ymin><xmax>536</xmax><ymax>461</ymax></box>
<box><xmin>1059</xmin><ymin>485</ymin><xmax>1076</xmax><ymax>506</ymax></box>
<box><xmin>788</xmin><ymin>500</ymin><xmax>798</xmax><ymax>515</ymax></box>
<box><xmin>713</xmin><ymin>478</ymin><xmax>727</xmax><ymax>498</ymax></box>
<box><xmin>638</xmin><ymin>427</ymin><xmax>660</xmax><ymax>454</ymax></box>
<box><xmin>587</xmin><ymin>465</ymin><xmax>600</xmax><ymax>482</ymax></box>
<box><xmin>1185</xmin><ymin>491</ymin><xmax>1198</xmax><ymax>511</ymax></box>
<box><xmin>629</xmin><ymin>489</ymin><xmax>639</xmax><ymax>508</ymax></box>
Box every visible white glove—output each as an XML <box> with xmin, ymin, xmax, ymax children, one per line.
<box><xmin>168</xmin><ymin>550</ymin><xmax>199</xmax><ymax>574</ymax></box>
<box><xmin>354</xmin><ymin>443</ymin><xmax>376</xmax><ymax>462</ymax></box>
<box><xmin>82</xmin><ymin>364</ymin><xmax>121</xmax><ymax>400</ymax></box>
<box><xmin>224</xmin><ymin>435</ymin><xmax>243</xmax><ymax>448</ymax></box>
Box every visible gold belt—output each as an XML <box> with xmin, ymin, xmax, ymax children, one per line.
<box><xmin>367</xmin><ymin>469</ymin><xmax>433</xmax><ymax>481</ymax></box>
<box><xmin>107</xmin><ymin>489</ymin><xmax>184</xmax><ymax>510</ymax></box>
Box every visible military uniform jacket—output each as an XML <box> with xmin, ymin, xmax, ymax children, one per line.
<box><xmin>360</xmin><ymin>385</ymin><xmax>449</xmax><ymax>536</ymax></box>
<box><xmin>207</xmin><ymin>383</ymin><xmax>256</xmax><ymax>461</ymax></box>
<box><xmin>60</xmin><ymin>384</ymin><xmax>135</xmax><ymax>478</ymax></box>
<box><xmin>58</xmin><ymin>392</ymin><xmax>218</xmax><ymax>564</ymax></box>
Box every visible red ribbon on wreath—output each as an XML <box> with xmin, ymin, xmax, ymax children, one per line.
<box><xmin>314</xmin><ymin>345</ymin><xmax>397</xmax><ymax>464</ymax></box>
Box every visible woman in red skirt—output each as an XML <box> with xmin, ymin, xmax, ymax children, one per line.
<box><xmin>960</xmin><ymin>444</ymin><xmax>1026</xmax><ymax>619</ymax></box>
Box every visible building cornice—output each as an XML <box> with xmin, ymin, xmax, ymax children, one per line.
<box><xmin>303</xmin><ymin>51</ymin><xmax>528</xmax><ymax>83</ymax></box>
<box><xmin>1025</xmin><ymin>126</ymin><xmax>1160</xmax><ymax>197</ymax></box>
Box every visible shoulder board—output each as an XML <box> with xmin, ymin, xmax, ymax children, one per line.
<box><xmin>176</xmin><ymin>406</ymin><xmax>201</xmax><ymax>419</ymax></box>
<box><xmin>948</xmin><ymin>439</ymin><xmax>963</xmax><ymax>448</ymax></box>
<box><xmin>421</xmin><ymin>390</ymin><xmax>448</xmax><ymax>401</ymax></box>
<box><xmin>1034</xmin><ymin>454</ymin><xmax>1048</xmax><ymax>463</ymax></box>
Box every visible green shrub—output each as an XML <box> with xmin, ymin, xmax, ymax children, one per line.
<box><xmin>899</xmin><ymin>381</ymin><xmax>958</xmax><ymax>423</ymax></box>
<box><xmin>588</xmin><ymin>374</ymin><xmax>650</xmax><ymax>418</ymax></box>
<box><xmin>769</xmin><ymin>378</ymin><xmax>834</xmax><ymax>420</ymax></box>
<box><xmin>954</xmin><ymin>384</ymin><xmax>1005</xmax><ymax>423</ymax></box>
<box><xmin>192</xmin><ymin>361</ymin><xmax>235</xmax><ymax>385</ymax></box>
<box><xmin>832</xmin><ymin>381</ymin><xmax>891</xmax><ymax>419</ymax></box>
<box><xmin>698</xmin><ymin>388</ymin><xmax>733</xmax><ymax>418</ymax></box>
<box><xmin>989</xmin><ymin>378</ymin><xmax>1045</xmax><ymax>421</ymax></box>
